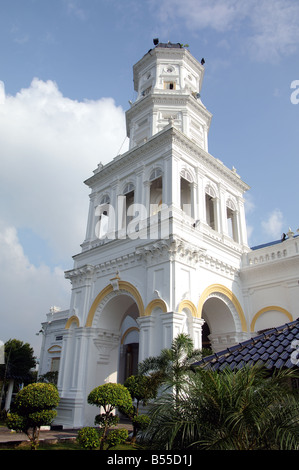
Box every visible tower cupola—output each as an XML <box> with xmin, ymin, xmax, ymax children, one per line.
<box><xmin>126</xmin><ymin>41</ymin><xmax>212</xmax><ymax>151</ymax></box>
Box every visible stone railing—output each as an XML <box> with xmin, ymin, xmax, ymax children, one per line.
<box><xmin>244</xmin><ymin>229</ymin><xmax>299</xmax><ymax>267</ymax></box>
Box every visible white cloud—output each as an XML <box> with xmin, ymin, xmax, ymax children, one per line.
<box><xmin>151</xmin><ymin>0</ymin><xmax>299</xmax><ymax>62</ymax></box>
<box><xmin>0</xmin><ymin>78</ymin><xmax>128</xmax><ymax>262</ymax></box>
<box><xmin>0</xmin><ymin>78</ymin><xmax>128</xmax><ymax>353</ymax></box>
<box><xmin>261</xmin><ymin>209</ymin><xmax>284</xmax><ymax>239</ymax></box>
<box><xmin>247</xmin><ymin>1</ymin><xmax>299</xmax><ymax>62</ymax></box>
<box><xmin>0</xmin><ymin>219</ymin><xmax>70</xmax><ymax>354</ymax></box>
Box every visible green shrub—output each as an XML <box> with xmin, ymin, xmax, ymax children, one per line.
<box><xmin>132</xmin><ymin>414</ymin><xmax>150</xmax><ymax>431</ymax></box>
<box><xmin>87</xmin><ymin>382</ymin><xmax>132</xmax><ymax>449</ymax></box>
<box><xmin>106</xmin><ymin>428</ymin><xmax>128</xmax><ymax>449</ymax></box>
<box><xmin>94</xmin><ymin>413</ymin><xmax>119</xmax><ymax>428</ymax></box>
<box><xmin>6</xmin><ymin>382</ymin><xmax>59</xmax><ymax>450</ymax></box>
<box><xmin>77</xmin><ymin>427</ymin><xmax>101</xmax><ymax>450</ymax></box>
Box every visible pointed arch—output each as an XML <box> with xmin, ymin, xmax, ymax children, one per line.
<box><xmin>198</xmin><ymin>284</ymin><xmax>247</xmax><ymax>332</ymax></box>
<box><xmin>250</xmin><ymin>306</ymin><xmax>292</xmax><ymax>332</ymax></box>
<box><xmin>85</xmin><ymin>281</ymin><xmax>144</xmax><ymax>327</ymax></box>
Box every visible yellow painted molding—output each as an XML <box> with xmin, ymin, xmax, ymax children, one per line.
<box><xmin>47</xmin><ymin>344</ymin><xmax>62</xmax><ymax>353</ymax></box>
<box><xmin>178</xmin><ymin>299</ymin><xmax>198</xmax><ymax>318</ymax></box>
<box><xmin>85</xmin><ymin>281</ymin><xmax>145</xmax><ymax>327</ymax></box>
<box><xmin>197</xmin><ymin>284</ymin><xmax>247</xmax><ymax>332</ymax></box>
<box><xmin>144</xmin><ymin>299</ymin><xmax>167</xmax><ymax>316</ymax></box>
<box><xmin>250</xmin><ymin>306</ymin><xmax>293</xmax><ymax>332</ymax></box>
<box><xmin>65</xmin><ymin>315</ymin><xmax>80</xmax><ymax>329</ymax></box>
<box><xmin>121</xmin><ymin>327</ymin><xmax>140</xmax><ymax>344</ymax></box>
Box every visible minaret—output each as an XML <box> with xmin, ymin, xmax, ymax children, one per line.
<box><xmin>126</xmin><ymin>41</ymin><xmax>212</xmax><ymax>151</ymax></box>
<box><xmin>54</xmin><ymin>41</ymin><xmax>251</xmax><ymax>429</ymax></box>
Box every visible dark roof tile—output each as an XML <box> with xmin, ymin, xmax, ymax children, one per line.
<box><xmin>194</xmin><ymin>318</ymin><xmax>299</xmax><ymax>371</ymax></box>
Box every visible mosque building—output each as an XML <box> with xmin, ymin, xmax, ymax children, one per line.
<box><xmin>38</xmin><ymin>41</ymin><xmax>299</xmax><ymax>428</ymax></box>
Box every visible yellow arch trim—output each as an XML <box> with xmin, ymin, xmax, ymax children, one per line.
<box><xmin>197</xmin><ymin>284</ymin><xmax>247</xmax><ymax>332</ymax></box>
<box><xmin>144</xmin><ymin>299</ymin><xmax>167</xmax><ymax>316</ymax></box>
<box><xmin>178</xmin><ymin>300</ymin><xmax>198</xmax><ymax>318</ymax></box>
<box><xmin>65</xmin><ymin>315</ymin><xmax>80</xmax><ymax>329</ymax></box>
<box><xmin>85</xmin><ymin>281</ymin><xmax>145</xmax><ymax>327</ymax></box>
<box><xmin>48</xmin><ymin>344</ymin><xmax>62</xmax><ymax>353</ymax></box>
<box><xmin>250</xmin><ymin>306</ymin><xmax>293</xmax><ymax>332</ymax></box>
<box><xmin>121</xmin><ymin>327</ymin><xmax>140</xmax><ymax>344</ymax></box>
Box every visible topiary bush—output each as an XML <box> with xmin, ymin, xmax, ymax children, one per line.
<box><xmin>77</xmin><ymin>427</ymin><xmax>102</xmax><ymax>450</ymax></box>
<box><xmin>87</xmin><ymin>382</ymin><xmax>132</xmax><ymax>449</ymax></box>
<box><xmin>132</xmin><ymin>414</ymin><xmax>150</xmax><ymax>431</ymax></box>
<box><xmin>6</xmin><ymin>382</ymin><xmax>59</xmax><ymax>450</ymax></box>
<box><xmin>106</xmin><ymin>428</ymin><xmax>128</xmax><ymax>449</ymax></box>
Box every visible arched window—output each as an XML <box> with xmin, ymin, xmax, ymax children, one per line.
<box><xmin>226</xmin><ymin>199</ymin><xmax>239</xmax><ymax>242</ymax></box>
<box><xmin>123</xmin><ymin>183</ymin><xmax>135</xmax><ymax>227</ymax></box>
<box><xmin>180</xmin><ymin>169</ymin><xmax>193</xmax><ymax>216</ymax></box>
<box><xmin>149</xmin><ymin>168</ymin><xmax>163</xmax><ymax>215</ymax></box>
<box><xmin>95</xmin><ymin>194</ymin><xmax>111</xmax><ymax>239</ymax></box>
<box><xmin>205</xmin><ymin>185</ymin><xmax>216</xmax><ymax>230</ymax></box>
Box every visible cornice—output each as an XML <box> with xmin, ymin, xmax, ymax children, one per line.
<box><xmin>133</xmin><ymin>46</ymin><xmax>204</xmax><ymax>86</ymax></box>
<box><xmin>135</xmin><ymin>236</ymin><xmax>206</xmax><ymax>266</ymax></box>
<box><xmin>84</xmin><ymin>124</ymin><xmax>249</xmax><ymax>194</ymax></box>
<box><xmin>126</xmin><ymin>92</ymin><xmax>212</xmax><ymax>126</ymax></box>
<box><xmin>171</xmin><ymin>129</ymin><xmax>250</xmax><ymax>192</ymax></box>
<box><xmin>84</xmin><ymin>127</ymin><xmax>174</xmax><ymax>187</ymax></box>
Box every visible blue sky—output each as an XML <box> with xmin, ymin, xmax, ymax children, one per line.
<box><xmin>0</xmin><ymin>0</ymin><xmax>298</xmax><ymax>356</ymax></box>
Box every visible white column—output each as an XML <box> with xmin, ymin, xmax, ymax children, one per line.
<box><xmin>136</xmin><ymin>315</ymin><xmax>156</xmax><ymax>361</ymax></box>
<box><xmin>189</xmin><ymin>317</ymin><xmax>204</xmax><ymax>350</ymax></box>
<box><xmin>161</xmin><ymin>312</ymin><xmax>186</xmax><ymax>349</ymax></box>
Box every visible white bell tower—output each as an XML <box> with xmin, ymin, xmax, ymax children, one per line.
<box><xmin>126</xmin><ymin>41</ymin><xmax>211</xmax><ymax>151</ymax></box>
<box><xmin>54</xmin><ymin>41</ymin><xmax>251</xmax><ymax>428</ymax></box>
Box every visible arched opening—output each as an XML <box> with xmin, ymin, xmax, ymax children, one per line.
<box><xmin>202</xmin><ymin>296</ymin><xmax>239</xmax><ymax>353</ymax></box>
<box><xmin>149</xmin><ymin>169</ymin><xmax>163</xmax><ymax>216</ymax></box>
<box><xmin>180</xmin><ymin>169</ymin><xmax>193</xmax><ymax>217</ymax></box>
<box><xmin>91</xmin><ymin>291</ymin><xmax>140</xmax><ymax>386</ymax></box>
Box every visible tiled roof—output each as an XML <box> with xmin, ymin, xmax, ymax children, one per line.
<box><xmin>194</xmin><ymin>318</ymin><xmax>299</xmax><ymax>371</ymax></box>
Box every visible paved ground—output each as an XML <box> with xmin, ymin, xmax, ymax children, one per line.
<box><xmin>0</xmin><ymin>422</ymin><xmax>133</xmax><ymax>447</ymax></box>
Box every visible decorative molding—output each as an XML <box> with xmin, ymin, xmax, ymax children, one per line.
<box><xmin>93</xmin><ymin>329</ymin><xmax>120</xmax><ymax>364</ymax></box>
<box><xmin>144</xmin><ymin>299</ymin><xmax>168</xmax><ymax>316</ymax></box>
<box><xmin>120</xmin><ymin>327</ymin><xmax>140</xmax><ymax>344</ymax></box>
<box><xmin>136</xmin><ymin>236</ymin><xmax>205</xmax><ymax>266</ymax></box>
<box><xmin>65</xmin><ymin>265</ymin><xmax>95</xmax><ymax>287</ymax></box>
<box><xmin>47</xmin><ymin>345</ymin><xmax>62</xmax><ymax>354</ymax></box>
<box><xmin>85</xmin><ymin>280</ymin><xmax>145</xmax><ymax>327</ymax></box>
<box><xmin>65</xmin><ymin>315</ymin><xmax>80</xmax><ymax>329</ymax></box>
<box><xmin>250</xmin><ymin>306</ymin><xmax>293</xmax><ymax>332</ymax></box>
<box><xmin>198</xmin><ymin>284</ymin><xmax>247</xmax><ymax>332</ymax></box>
<box><xmin>178</xmin><ymin>299</ymin><xmax>198</xmax><ymax>318</ymax></box>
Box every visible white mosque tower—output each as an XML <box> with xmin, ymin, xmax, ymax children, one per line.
<box><xmin>38</xmin><ymin>41</ymin><xmax>299</xmax><ymax>428</ymax></box>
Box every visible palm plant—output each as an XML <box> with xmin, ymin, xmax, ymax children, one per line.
<box><xmin>138</xmin><ymin>333</ymin><xmax>206</xmax><ymax>395</ymax></box>
<box><xmin>141</xmin><ymin>364</ymin><xmax>299</xmax><ymax>450</ymax></box>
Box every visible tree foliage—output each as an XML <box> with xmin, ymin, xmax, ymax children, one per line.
<box><xmin>0</xmin><ymin>339</ymin><xmax>36</xmax><ymax>381</ymax></box>
<box><xmin>87</xmin><ymin>382</ymin><xmax>132</xmax><ymax>449</ymax></box>
<box><xmin>138</xmin><ymin>333</ymin><xmax>205</xmax><ymax>394</ymax></box>
<box><xmin>141</xmin><ymin>364</ymin><xmax>299</xmax><ymax>450</ymax></box>
<box><xmin>6</xmin><ymin>382</ymin><xmax>59</xmax><ymax>450</ymax></box>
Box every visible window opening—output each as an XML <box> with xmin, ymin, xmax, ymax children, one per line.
<box><xmin>95</xmin><ymin>195</ymin><xmax>110</xmax><ymax>239</ymax></box>
<box><xmin>149</xmin><ymin>169</ymin><xmax>163</xmax><ymax>215</ymax></box>
<box><xmin>123</xmin><ymin>184</ymin><xmax>135</xmax><ymax>228</ymax></box>
<box><xmin>226</xmin><ymin>206</ymin><xmax>239</xmax><ymax>242</ymax></box>
<box><xmin>180</xmin><ymin>177</ymin><xmax>192</xmax><ymax>216</ymax></box>
<box><xmin>164</xmin><ymin>81</ymin><xmax>176</xmax><ymax>90</ymax></box>
<box><xmin>205</xmin><ymin>194</ymin><xmax>215</xmax><ymax>230</ymax></box>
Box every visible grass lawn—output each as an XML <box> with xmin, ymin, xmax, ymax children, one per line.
<box><xmin>0</xmin><ymin>438</ymin><xmax>143</xmax><ymax>451</ymax></box>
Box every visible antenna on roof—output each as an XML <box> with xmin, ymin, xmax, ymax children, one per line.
<box><xmin>153</xmin><ymin>38</ymin><xmax>159</xmax><ymax>46</ymax></box>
